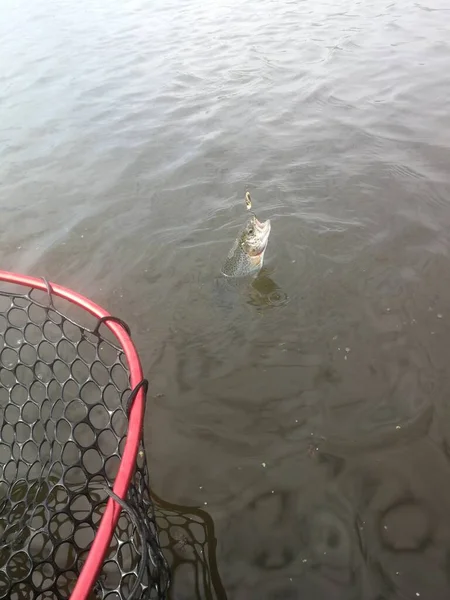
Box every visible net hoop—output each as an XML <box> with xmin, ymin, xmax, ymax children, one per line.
<box><xmin>0</xmin><ymin>269</ymin><xmax>146</xmax><ymax>600</ymax></box>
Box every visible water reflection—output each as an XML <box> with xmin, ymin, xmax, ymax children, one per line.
<box><xmin>219</xmin><ymin>487</ymin><xmax>362</xmax><ymax>600</ymax></box>
<box><xmin>350</xmin><ymin>439</ymin><xmax>450</xmax><ymax>600</ymax></box>
<box><xmin>316</xmin><ymin>402</ymin><xmax>434</xmax><ymax>457</ymax></box>
<box><xmin>246</xmin><ymin>268</ymin><xmax>289</xmax><ymax>310</ymax></box>
<box><xmin>215</xmin><ymin>428</ymin><xmax>450</xmax><ymax>600</ymax></box>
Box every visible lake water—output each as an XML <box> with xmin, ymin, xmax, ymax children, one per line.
<box><xmin>2</xmin><ymin>0</ymin><xmax>450</xmax><ymax>598</ymax></box>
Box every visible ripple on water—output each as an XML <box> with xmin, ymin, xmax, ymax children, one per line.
<box><xmin>2</xmin><ymin>0</ymin><xmax>450</xmax><ymax>598</ymax></box>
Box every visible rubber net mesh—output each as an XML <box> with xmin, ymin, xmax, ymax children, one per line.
<box><xmin>0</xmin><ymin>284</ymin><xmax>170</xmax><ymax>600</ymax></box>
<box><xmin>152</xmin><ymin>494</ymin><xmax>227</xmax><ymax>600</ymax></box>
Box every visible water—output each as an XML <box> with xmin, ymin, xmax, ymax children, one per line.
<box><xmin>2</xmin><ymin>0</ymin><xmax>450</xmax><ymax>597</ymax></box>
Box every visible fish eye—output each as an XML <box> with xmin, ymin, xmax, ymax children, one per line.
<box><xmin>248</xmin><ymin>227</ymin><xmax>254</xmax><ymax>235</ymax></box>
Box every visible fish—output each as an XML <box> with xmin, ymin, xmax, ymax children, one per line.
<box><xmin>221</xmin><ymin>214</ymin><xmax>271</xmax><ymax>278</ymax></box>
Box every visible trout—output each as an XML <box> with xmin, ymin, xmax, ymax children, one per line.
<box><xmin>221</xmin><ymin>215</ymin><xmax>271</xmax><ymax>278</ymax></box>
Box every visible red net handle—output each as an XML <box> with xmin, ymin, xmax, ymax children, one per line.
<box><xmin>0</xmin><ymin>270</ymin><xmax>146</xmax><ymax>600</ymax></box>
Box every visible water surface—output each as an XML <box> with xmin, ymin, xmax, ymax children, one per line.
<box><xmin>2</xmin><ymin>0</ymin><xmax>450</xmax><ymax>598</ymax></box>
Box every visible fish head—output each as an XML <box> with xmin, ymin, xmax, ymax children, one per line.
<box><xmin>221</xmin><ymin>214</ymin><xmax>272</xmax><ymax>278</ymax></box>
<box><xmin>240</xmin><ymin>215</ymin><xmax>271</xmax><ymax>264</ymax></box>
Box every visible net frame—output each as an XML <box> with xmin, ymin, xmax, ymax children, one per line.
<box><xmin>0</xmin><ymin>269</ymin><xmax>168</xmax><ymax>600</ymax></box>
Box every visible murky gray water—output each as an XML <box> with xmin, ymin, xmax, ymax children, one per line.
<box><xmin>2</xmin><ymin>0</ymin><xmax>450</xmax><ymax>597</ymax></box>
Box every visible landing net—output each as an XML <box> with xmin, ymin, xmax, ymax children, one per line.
<box><xmin>0</xmin><ymin>271</ymin><xmax>170</xmax><ymax>600</ymax></box>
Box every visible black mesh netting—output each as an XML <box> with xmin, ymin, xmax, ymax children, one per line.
<box><xmin>0</xmin><ymin>282</ymin><xmax>170</xmax><ymax>600</ymax></box>
<box><xmin>152</xmin><ymin>493</ymin><xmax>227</xmax><ymax>600</ymax></box>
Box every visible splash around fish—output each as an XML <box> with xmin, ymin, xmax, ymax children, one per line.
<box><xmin>221</xmin><ymin>192</ymin><xmax>271</xmax><ymax>278</ymax></box>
